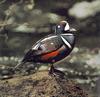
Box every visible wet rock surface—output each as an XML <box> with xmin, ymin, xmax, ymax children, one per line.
<box><xmin>0</xmin><ymin>71</ymin><xmax>89</xmax><ymax>97</ymax></box>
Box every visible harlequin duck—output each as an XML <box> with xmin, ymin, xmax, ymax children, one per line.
<box><xmin>14</xmin><ymin>21</ymin><xmax>76</xmax><ymax>76</ymax></box>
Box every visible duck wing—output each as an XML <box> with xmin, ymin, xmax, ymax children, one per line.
<box><xmin>22</xmin><ymin>35</ymin><xmax>63</xmax><ymax>62</ymax></box>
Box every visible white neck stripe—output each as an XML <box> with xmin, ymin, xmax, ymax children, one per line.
<box><xmin>61</xmin><ymin>36</ymin><xmax>72</xmax><ymax>49</ymax></box>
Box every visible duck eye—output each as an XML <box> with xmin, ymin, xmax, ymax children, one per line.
<box><xmin>58</xmin><ymin>25</ymin><xmax>60</xmax><ymax>28</ymax></box>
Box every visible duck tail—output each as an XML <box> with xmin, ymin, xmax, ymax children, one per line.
<box><xmin>13</xmin><ymin>60</ymin><xmax>26</xmax><ymax>70</ymax></box>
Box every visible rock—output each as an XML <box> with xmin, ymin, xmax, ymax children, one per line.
<box><xmin>0</xmin><ymin>66</ymin><xmax>14</xmax><ymax>80</ymax></box>
<box><xmin>0</xmin><ymin>71</ymin><xmax>89</xmax><ymax>97</ymax></box>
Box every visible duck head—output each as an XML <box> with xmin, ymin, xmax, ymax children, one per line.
<box><xmin>55</xmin><ymin>21</ymin><xmax>76</xmax><ymax>34</ymax></box>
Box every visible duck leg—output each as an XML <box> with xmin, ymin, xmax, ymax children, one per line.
<box><xmin>49</xmin><ymin>64</ymin><xmax>66</xmax><ymax>78</ymax></box>
<box><xmin>49</xmin><ymin>64</ymin><xmax>55</xmax><ymax>75</ymax></box>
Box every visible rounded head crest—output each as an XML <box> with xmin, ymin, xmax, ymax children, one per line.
<box><xmin>55</xmin><ymin>20</ymin><xmax>76</xmax><ymax>34</ymax></box>
<box><xmin>55</xmin><ymin>20</ymin><xmax>70</xmax><ymax>34</ymax></box>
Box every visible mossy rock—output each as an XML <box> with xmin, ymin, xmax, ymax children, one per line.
<box><xmin>0</xmin><ymin>71</ymin><xmax>89</xmax><ymax>97</ymax></box>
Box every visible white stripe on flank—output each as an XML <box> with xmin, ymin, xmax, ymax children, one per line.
<box><xmin>61</xmin><ymin>36</ymin><xmax>72</xmax><ymax>49</ymax></box>
<box><xmin>32</xmin><ymin>43</ymin><xmax>41</xmax><ymax>50</ymax></box>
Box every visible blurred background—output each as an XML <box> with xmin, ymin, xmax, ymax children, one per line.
<box><xmin>0</xmin><ymin>0</ymin><xmax>100</xmax><ymax>97</ymax></box>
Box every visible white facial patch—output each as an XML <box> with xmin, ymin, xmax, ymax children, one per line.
<box><xmin>64</xmin><ymin>22</ymin><xmax>70</xmax><ymax>31</ymax></box>
<box><xmin>61</xmin><ymin>21</ymin><xmax>70</xmax><ymax>31</ymax></box>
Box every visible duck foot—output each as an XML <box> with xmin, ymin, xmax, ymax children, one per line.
<box><xmin>49</xmin><ymin>64</ymin><xmax>66</xmax><ymax>79</ymax></box>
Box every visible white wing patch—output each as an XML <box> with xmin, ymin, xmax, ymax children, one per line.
<box><xmin>61</xmin><ymin>36</ymin><xmax>72</xmax><ymax>49</ymax></box>
<box><xmin>41</xmin><ymin>35</ymin><xmax>57</xmax><ymax>42</ymax></box>
<box><xmin>32</xmin><ymin>35</ymin><xmax>57</xmax><ymax>50</ymax></box>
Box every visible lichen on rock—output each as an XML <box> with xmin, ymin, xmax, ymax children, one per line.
<box><xmin>0</xmin><ymin>71</ymin><xmax>89</xmax><ymax>97</ymax></box>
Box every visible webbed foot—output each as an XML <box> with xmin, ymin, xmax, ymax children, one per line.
<box><xmin>49</xmin><ymin>64</ymin><xmax>65</xmax><ymax>79</ymax></box>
